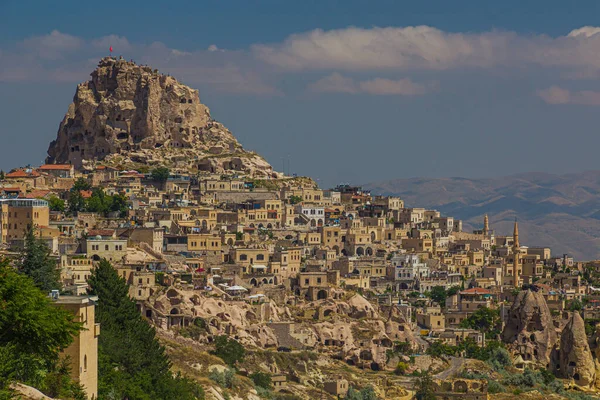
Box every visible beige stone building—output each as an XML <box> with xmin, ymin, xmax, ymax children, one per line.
<box><xmin>60</xmin><ymin>255</ymin><xmax>94</xmax><ymax>291</ymax></box>
<box><xmin>0</xmin><ymin>198</ymin><xmax>50</xmax><ymax>244</ymax></box>
<box><xmin>85</xmin><ymin>230</ymin><xmax>127</xmax><ymax>262</ymax></box>
<box><xmin>52</xmin><ymin>296</ymin><xmax>100</xmax><ymax>400</ymax></box>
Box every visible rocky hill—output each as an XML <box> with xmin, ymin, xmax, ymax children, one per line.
<box><xmin>46</xmin><ymin>57</ymin><xmax>278</xmax><ymax>177</ymax></box>
<box><xmin>364</xmin><ymin>171</ymin><xmax>600</xmax><ymax>261</ymax></box>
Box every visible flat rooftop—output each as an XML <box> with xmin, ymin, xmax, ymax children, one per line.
<box><xmin>52</xmin><ymin>295</ymin><xmax>98</xmax><ymax>304</ymax></box>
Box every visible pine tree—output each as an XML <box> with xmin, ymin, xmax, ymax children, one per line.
<box><xmin>88</xmin><ymin>259</ymin><xmax>203</xmax><ymax>400</ymax></box>
<box><xmin>17</xmin><ymin>226</ymin><xmax>60</xmax><ymax>292</ymax></box>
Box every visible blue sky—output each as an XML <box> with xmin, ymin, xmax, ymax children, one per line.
<box><xmin>2</xmin><ymin>0</ymin><xmax>600</xmax><ymax>187</ymax></box>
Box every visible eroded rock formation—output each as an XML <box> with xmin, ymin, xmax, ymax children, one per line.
<box><xmin>143</xmin><ymin>287</ymin><xmax>417</xmax><ymax>371</ymax></box>
<box><xmin>47</xmin><ymin>57</ymin><xmax>278</xmax><ymax>177</ymax></box>
<box><xmin>501</xmin><ymin>289</ymin><xmax>558</xmax><ymax>366</ymax></box>
<box><xmin>557</xmin><ymin>312</ymin><xmax>596</xmax><ymax>387</ymax></box>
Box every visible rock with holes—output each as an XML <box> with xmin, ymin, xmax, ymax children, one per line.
<box><xmin>46</xmin><ymin>57</ymin><xmax>279</xmax><ymax>178</ymax></box>
<box><xmin>557</xmin><ymin>311</ymin><xmax>596</xmax><ymax>387</ymax></box>
<box><xmin>501</xmin><ymin>289</ymin><xmax>558</xmax><ymax>366</ymax></box>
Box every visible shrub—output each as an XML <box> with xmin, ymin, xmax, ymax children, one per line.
<box><xmin>487</xmin><ymin>380</ymin><xmax>506</xmax><ymax>394</ymax></box>
<box><xmin>395</xmin><ymin>362</ymin><xmax>409</xmax><ymax>375</ymax></box>
<box><xmin>179</xmin><ymin>324</ymin><xmax>204</xmax><ymax>340</ymax></box>
<box><xmin>486</xmin><ymin>347</ymin><xmax>512</xmax><ymax>371</ymax></box>
<box><xmin>250</xmin><ymin>371</ymin><xmax>272</xmax><ymax>389</ymax></box>
<box><xmin>211</xmin><ymin>336</ymin><xmax>246</xmax><ymax>367</ymax></box>
<box><xmin>209</xmin><ymin>368</ymin><xmax>237</xmax><ymax>388</ymax></box>
<box><xmin>256</xmin><ymin>386</ymin><xmax>272</xmax><ymax>399</ymax></box>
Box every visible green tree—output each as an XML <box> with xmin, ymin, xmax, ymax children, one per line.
<box><xmin>0</xmin><ymin>170</ymin><xmax>4</xmax><ymax>181</ymax></box>
<box><xmin>288</xmin><ymin>195</ymin><xmax>302</xmax><ymax>205</ymax></box>
<box><xmin>88</xmin><ymin>259</ymin><xmax>203</xmax><ymax>400</ymax></box>
<box><xmin>346</xmin><ymin>386</ymin><xmax>377</xmax><ymax>400</ymax></box>
<box><xmin>212</xmin><ymin>335</ymin><xmax>246</xmax><ymax>367</ymax></box>
<box><xmin>250</xmin><ymin>371</ymin><xmax>271</xmax><ymax>389</ymax></box>
<box><xmin>71</xmin><ymin>178</ymin><xmax>91</xmax><ymax>192</ymax></box>
<box><xmin>414</xmin><ymin>369</ymin><xmax>436</xmax><ymax>400</ymax></box>
<box><xmin>85</xmin><ymin>187</ymin><xmax>109</xmax><ymax>214</ymax></box>
<box><xmin>568</xmin><ymin>299</ymin><xmax>583</xmax><ymax>311</ymax></box>
<box><xmin>426</xmin><ymin>341</ymin><xmax>457</xmax><ymax>358</ymax></box>
<box><xmin>47</xmin><ymin>196</ymin><xmax>65</xmax><ymax>212</ymax></box>
<box><xmin>109</xmin><ymin>192</ymin><xmax>129</xmax><ymax>216</ymax></box>
<box><xmin>151</xmin><ymin>167</ymin><xmax>170</xmax><ymax>183</ymax></box>
<box><xmin>17</xmin><ymin>226</ymin><xmax>60</xmax><ymax>292</ymax></box>
<box><xmin>460</xmin><ymin>307</ymin><xmax>500</xmax><ymax>335</ymax></box>
<box><xmin>0</xmin><ymin>258</ymin><xmax>82</xmax><ymax>394</ymax></box>
<box><xmin>446</xmin><ymin>286</ymin><xmax>461</xmax><ymax>297</ymax></box>
<box><xmin>67</xmin><ymin>190</ymin><xmax>85</xmax><ymax>215</ymax></box>
<box><xmin>428</xmin><ymin>286</ymin><xmax>447</xmax><ymax>305</ymax></box>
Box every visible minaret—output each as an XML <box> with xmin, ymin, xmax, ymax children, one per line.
<box><xmin>483</xmin><ymin>214</ymin><xmax>489</xmax><ymax>236</ymax></box>
<box><xmin>513</xmin><ymin>219</ymin><xmax>520</xmax><ymax>288</ymax></box>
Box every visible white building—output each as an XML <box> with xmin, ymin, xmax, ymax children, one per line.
<box><xmin>391</xmin><ymin>254</ymin><xmax>430</xmax><ymax>280</ymax></box>
<box><xmin>295</xmin><ymin>205</ymin><xmax>325</xmax><ymax>227</ymax></box>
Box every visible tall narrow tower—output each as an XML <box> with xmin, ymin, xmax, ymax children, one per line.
<box><xmin>483</xmin><ymin>214</ymin><xmax>489</xmax><ymax>236</ymax></box>
<box><xmin>513</xmin><ymin>219</ymin><xmax>520</xmax><ymax>288</ymax></box>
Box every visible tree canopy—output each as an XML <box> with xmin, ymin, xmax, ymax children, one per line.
<box><xmin>460</xmin><ymin>307</ymin><xmax>501</xmax><ymax>335</ymax></box>
<box><xmin>88</xmin><ymin>259</ymin><xmax>203</xmax><ymax>399</ymax></box>
<box><xmin>211</xmin><ymin>335</ymin><xmax>246</xmax><ymax>367</ymax></box>
<box><xmin>151</xmin><ymin>167</ymin><xmax>170</xmax><ymax>183</ymax></box>
<box><xmin>426</xmin><ymin>285</ymin><xmax>460</xmax><ymax>307</ymax></box>
<box><xmin>17</xmin><ymin>226</ymin><xmax>60</xmax><ymax>292</ymax></box>
<box><xmin>68</xmin><ymin>186</ymin><xmax>129</xmax><ymax>217</ymax></box>
<box><xmin>47</xmin><ymin>196</ymin><xmax>65</xmax><ymax>212</ymax></box>
<box><xmin>414</xmin><ymin>369</ymin><xmax>436</xmax><ymax>400</ymax></box>
<box><xmin>288</xmin><ymin>195</ymin><xmax>302</xmax><ymax>205</ymax></box>
<box><xmin>0</xmin><ymin>258</ymin><xmax>83</xmax><ymax>399</ymax></box>
<box><xmin>71</xmin><ymin>177</ymin><xmax>91</xmax><ymax>192</ymax></box>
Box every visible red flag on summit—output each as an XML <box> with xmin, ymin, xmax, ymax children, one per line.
<box><xmin>109</xmin><ymin>46</ymin><xmax>113</xmax><ymax>53</ymax></box>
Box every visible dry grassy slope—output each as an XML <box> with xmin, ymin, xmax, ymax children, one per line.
<box><xmin>364</xmin><ymin>171</ymin><xmax>600</xmax><ymax>261</ymax></box>
<box><xmin>157</xmin><ymin>330</ymin><xmax>414</xmax><ymax>399</ymax></box>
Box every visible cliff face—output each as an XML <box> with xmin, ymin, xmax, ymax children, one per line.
<box><xmin>47</xmin><ymin>57</ymin><xmax>277</xmax><ymax>177</ymax></box>
<box><xmin>501</xmin><ymin>290</ymin><xmax>558</xmax><ymax>366</ymax></box>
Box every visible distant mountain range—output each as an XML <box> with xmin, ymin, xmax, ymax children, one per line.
<box><xmin>364</xmin><ymin>171</ymin><xmax>600</xmax><ymax>261</ymax></box>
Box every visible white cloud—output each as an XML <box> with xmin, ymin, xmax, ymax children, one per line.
<box><xmin>308</xmin><ymin>73</ymin><xmax>432</xmax><ymax>95</ymax></box>
<box><xmin>568</xmin><ymin>27</ymin><xmax>600</xmax><ymax>38</ymax></box>
<box><xmin>20</xmin><ymin>30</ymin><xmax>82</xmax><ymax>59</ymax></box>
<box><xmin>254</xmin><ymin>25</ymin><xmax>600</xmax><ymax>72</ymax></box>
<box><xmin>0</xmin><ymin>31</ymin><xmax>279</xmax><ymax>95</ymax></box>
<box><xmin>308</xmin><ymin>72</ymin><xmax>358</xmax><ymax>93</ymax></box>
<box><xmin>92</xmin><ymin>35</ymin><xmax>132</xmax><ymax>53</ymax></box>
<box><xmin>358</xmin><ymin>78</ymin><xmax>431</xmax><ymax>95</ymax></box>
<box><xmin>537</xmin><ymin>85</ymin><xmax>600</xmax><ymax>106</ymax></box>
<box><xmin>171</xmin><ymin>49</ymin><xmax>192</xmax><ymax>57</ymax></box>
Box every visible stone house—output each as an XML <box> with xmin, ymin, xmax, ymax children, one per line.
<box><xmin>51</xmin><ymin>295</ymin><xmax>100</xmax><ymax>400</ymax></box>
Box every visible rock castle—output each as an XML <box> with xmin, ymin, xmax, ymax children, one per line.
<box><xmin>46</xmin><ymin>57</ymin><xmax>278</xmax><ymax>177</ymax></box>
